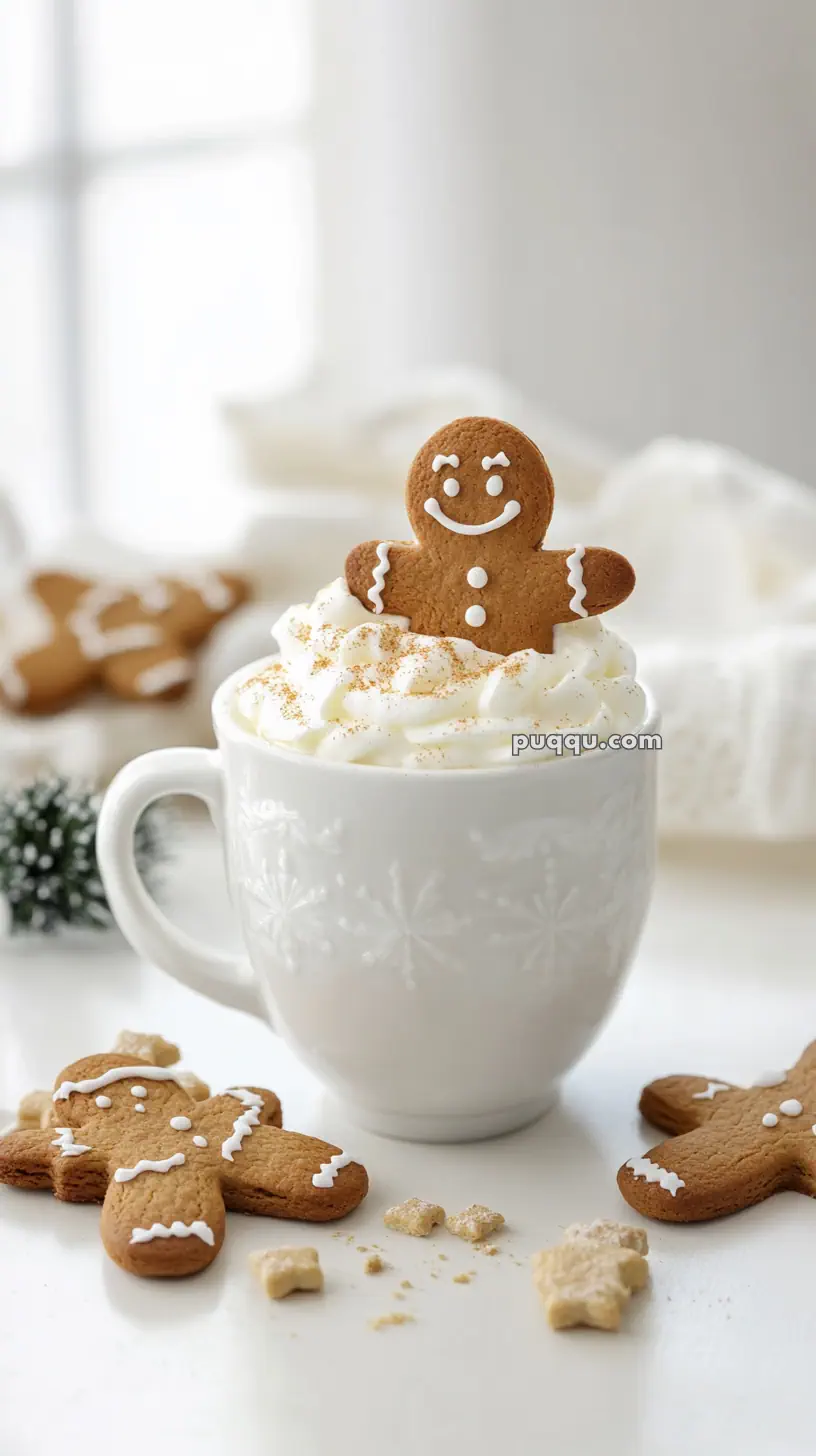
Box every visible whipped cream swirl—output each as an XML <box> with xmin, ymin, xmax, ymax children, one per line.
<box><xmin>232</xmin><ymin>578</ymin><xmax>646</xmax><ymax>769</ymax></box>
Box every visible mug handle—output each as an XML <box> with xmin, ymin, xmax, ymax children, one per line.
<box><xmin>97</xmin><ymin>747</ymin><xmax>265</xmax><ymax>1021</ymax></box>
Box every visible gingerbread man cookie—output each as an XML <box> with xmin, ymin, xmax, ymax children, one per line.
<box><xmin>0</xmin><ymin>568</ymin><xmax>248</xmax><ymax>715</ymax></box>
<box><xmin>345</xmin><ymin>417</ymin><xmax>634</xmax><ymax>655</ymax></box>
<box><xmin>0</xmin><ymin>1053</ymin><xmax>367</xmax><ymax>1276</ymax></box>
<box><xmin>618</xmin><ymin>1041</ymin><xmax>816</xmax><ymax>1223</ymax></box>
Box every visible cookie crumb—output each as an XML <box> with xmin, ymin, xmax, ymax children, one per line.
<box><xmin>249</xmin><ymin>1247</ymin><xmax>323</xmax><ymax>1300</ymax></box>
<box><xmin>400</xmin><ymin>1279</ymin><xmax>413</xmax><ymax>1289</ymax></box>
<box><xmin>17</xmin><ymin>1089</ymin><xmax>52</xmax><ymax>1131</ymax></box>
<box><xmin>480</xmin><ymin>1244</ymin><xmax>499</xmax><ymax>1256</ymax></box>
<box><xmin>446</xmin><ymin>1204</ymin><xmax>505</xmax><ymax>1242</ymax></box>
<box><xmin>453</xmin><ymin>1273</ymin><xmax>472</xmax><ymax>1285</ymax></box>
<box><xmin>364</xmin><ymin>1254</ymin><xmax>386</xmax><ymax>1274</ymax></box>
<box><xmin>175</xmin><ymin>1070</ymin><xmax>210</xmax><ymax>1101</ymax></box>
<box><xmin>563</xmin><ymin>1219</ymin><xmax>648</xmax><ymax>1255</ymax></box>
<box><xmin>437</xmin><ymin>1253</ymin><xmax>448</xmax><ymax>1261</ymax></box>
<box><xmin>370</xmin><ymin>1312</ymin><xmax>415</xmax><ymax>1331</ymax></box>
<box><xmin>112</xmin><ymin>1030</ymin><xmax>181</xmax><ymax>1067</ymax></box>
<box><xmin>532</xmin><ymin>1241</ymin><xmax>649</xmax><ymax>1332</ymax></box>
<box><xmin>356</xmin><ymin>1245</ymin><xmax>369</xmax><ymax>1252</ymax></box>
<box><xmin>392</xmin><ymin>1291</ymin><xmax>406</xmax><ymax>1300</ymax></box>
<box><xmin>384</xmin><ymin>1198</ymin><xmax>445</xmax><ymax>1237</ymax></box>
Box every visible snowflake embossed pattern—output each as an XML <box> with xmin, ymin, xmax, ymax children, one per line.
<box><xmin>243</xmin><ymin>851</ymin><xmax>329</xmax><ymax>975</ymax></box>
<box><xmin>232</xmin><ymin>778</ymin><xmax>648</xmax><ymax>986</ymax></box>
<box><xmin>339</xmin><ymin>863</ymin><xmax>467</xmax><ymax>989</ymax></box>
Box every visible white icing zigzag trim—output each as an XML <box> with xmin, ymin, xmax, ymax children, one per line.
<box><xmin>312</xmin><ymin>1151</ymin><xmax>353</xmax><ymax>1189</ymax></box>
<box><xmin>221</xmin><ymin>1088</ymin><xmax>264</xmax><ymax>1162</ymax></box>
<box><xmin>626</xmin><ymin>1156</ymin><xmax>685</xmax><ymax>1197</ymax></box>
<box><xmin>566</xmin><ymin>544</ymin><xmax>587</xmax><ymax>617</ymax></box>
<box><xmin>367</xmin><ymin>543</ymin><xmax>391</xmax><ymax>614</ymax></box>
<box><xmin>53</xmin><ymin>1066</ymin><xmax>181</xmax><ymax>1101</ymax></box>
<box><xmin>114</xmin><ymin>1153</ymin><xmax>185</xmax><ymax>1183</ymax></box>
<box><xmin>130</xmin><ymin>1220</ymin><xmax>215</xmax><ymax>1247</ymax></box>
<box><xmin>51</xmin><ymin>1128</ymin><xmax>91</xmax><ymax>1157</ymax></box>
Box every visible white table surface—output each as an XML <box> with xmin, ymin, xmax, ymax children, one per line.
<box><xmin>2</xmin><ymin>825</ymin><xmax>816</xmax><ymax>1456</ymax></box>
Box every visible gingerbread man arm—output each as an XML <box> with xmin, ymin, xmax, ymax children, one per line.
<box><xmin>215</xmin><ymin>1123</ymin><xmax>369</xmax><ymax>1222</ymax></box>
<box><xmin>541</xmin><ymin>547</ymin><xmax>636</xmax><ymax>622</ymax></box>
<box><xmin>639</xmin><ymin>1075</ymin><xmax>737</xmax><ymax>1135</ymax></box>
<box><xmin>0</xmin><ymin>1126</ymin><xmax>108</xmax><ymax>1200</ymax></box>
<box><xmin>0</xmin><ymin>1128</ymin><xmax>57</xmax><ymax>1190</ymax></box>
<box><xmin>617</xmin><ymin>1124</ymin><xmax>792</xmax><ymax>1223</ymax></box>
<box><xmin>345</xmin><ymin>540</ymin><xmax>420</xmax><ymax>619</ymax></box>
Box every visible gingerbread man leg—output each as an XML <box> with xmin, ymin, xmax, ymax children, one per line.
<box><xmin>101</xmin><ymin>1163</ymin><xmax>226</xmax><ymax>1278</ymax></box>
<box><xmin>618</xmin><ymin>1124</ymin><xmax>792</xmax><ymax>1223</ymax></box>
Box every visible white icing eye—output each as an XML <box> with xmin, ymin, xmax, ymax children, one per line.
<box><xmin>485</xmin><ymin>475</ymin><xmax>503</xmax><ymax>497</ymax></box>
<box><xmin>443</xmin><ymin>478</ymin><xmax>460</xmax><ymax>497</ymax></box>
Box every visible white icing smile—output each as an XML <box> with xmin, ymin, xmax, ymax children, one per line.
<box><xmin>423</xmin><ymin>497</ymin><xmax>521</xmax><ymax>535</ymax></box>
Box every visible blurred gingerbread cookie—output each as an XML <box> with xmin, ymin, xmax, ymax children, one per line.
<box><xmin>345</xmin><ymin>416</ymin><xmax>634</xmax><ymax>656</ymax></box>
<box><xmin>0</xmin><ymin>568</ymin><xmax>248</xmax><ymax>715</ymax></box>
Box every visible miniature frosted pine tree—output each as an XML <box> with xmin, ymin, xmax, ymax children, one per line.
<box><xmin>0</xmin><ymin>778</ymin><xmax>164</xmax><ymax>935</ymax></box>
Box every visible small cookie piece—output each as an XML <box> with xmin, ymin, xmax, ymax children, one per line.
<box><xmin>446</xmin><ymin>1204</ymin><xmax>505</xmax><ymax>1242</ymax></box>
<box><xmin>17</xmin><ymin>1090</ymin><xmax>52</xmax><ymax>1131</ymax></box>
<box><xmin>345</xmin><ymin>417</ymin><xmax>635</xmax><ymax>657</ymax></box>
<box><xmin>175</xmin><ymin>1070</ymin><xmax>210</xmax><ymax>1101</ymax></box>
<box><xmin>0</xmin><ymin>1052</ymin><xmax>368</xmax><ymax>1278</ymax></box>
<box><xmin>618</xmin><ymin>1042</ymin><xmax>816</xmax><ymax>1224</ymax></box>
<box><xmin>384</xmin><ymin>1198</ymin><xmax>445</xmax><ymax>1237</ymax></box>
<box><xmin>249</xmin><ymin>1247</ymin><xmax>323</xmax><ymax>1299</ymax></box>
<box><xmin>532</xmin><ymin>1242</ymin><xmax>649</xmax><ymax>1332</ymax></box>
<box><xmin>113</xmin><ymin>1031</ymin><xmax>181</xmax><ymax>1067</ymax></box>
<box><xmin>364</xmin><ymin>1254</ymin><xmax>386</xmax><ymax>1274</ymax></box>
<box><xmin>563</xmin><ymin>1219</ymin><xmax>648</xmax><ymax>1255</ymax></box>
<box><xmin>370</xmin><ymin>1312</ymin><xmax>414</xmax><ymax>1331</ymax></box>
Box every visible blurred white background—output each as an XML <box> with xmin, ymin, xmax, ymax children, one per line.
<box><xmin>2</xmin><ymin>0</ymin><xmax>815</xmax><ymax>552</ymax></box>
<box><xmin>0</xmin><ymin>0</ymin><xmax>313</xmax><ymax>546</ymax></box>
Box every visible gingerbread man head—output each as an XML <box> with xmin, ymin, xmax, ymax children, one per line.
<box><xmin>405</xmin><ymin>417</ymin><xmax>554</xmax><ymax>549</ymax></box>
<box><xmin>345</xmin><ymin>415</ymin><xmax>634</xmax><ymax>656</ymax></box>
<box><xmin>0</xmin><ymin>1053</ymin><xmax>367</xmax><ymax>1277</ymax></box>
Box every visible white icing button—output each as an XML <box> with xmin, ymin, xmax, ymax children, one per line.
<box><xmin>779</xmin><ymin>1098</ymin><xmax>803</xmax><ymax>1116</ymax></box>
<box><xmin>95</xmin><ymin>1095</ymin><xmax>112</xmax><ymax>1108</ymax></box>
<box><xmin>192</xmin><ymin>1135</ymin><xmax>208</xmax><ymax>1148</ymax></box>
<box><xmin>485</xmin><ymin>475</ymin><xmax>503</xmax><ymax>496</ymax></box>
<box><xmin>443</xmin><ymin>479</ymin><xmax>460</xmax><ymax>497</ymax></box>
<box><xmin>130</xmin><ymin>1085</ymin><xmax>147</xmax><ymax>1097</ymax></box>
<box><xmin>752</xmin><ymin>1070</ymin><xmax>786</xmax><ymax>1087</ymax></box>
<box><xmin>466</xmin><ymin>566</ymin><xmax>488</xmax><ymax>589</ymax></box>
<box><xmin>762</xmin><ymin>1113</ymin><xmax>778</xmax><ymax>1128</ymax></box>
<box><xmin>464</xmin><ymin>605</ymin><xmax>487</xmax><ymax>628</ymax></box>
<box><xmin>134</xmin><ymin>1103</ymin><xmax>145</xmax><ymax>1112</ymax></box>
<box><xmin>170</xmin><ymin>1116</ymin><xmax>192</xmax><ymax>1131</ymax></box>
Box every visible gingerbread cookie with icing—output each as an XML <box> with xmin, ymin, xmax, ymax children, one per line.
<box><xmin>345</xmin><ymin>416</ymin><xmax>634</xmax><ymax>656</ymax></box>
<box><xmin>0</xmin><ymin>1053</ymin><xmax>367</xmax><ymax>1276</ymax></box>
<box><xmin>0</xmin><ymin>568</ymin><xmax>248</xmax><ymax>715</ymax></box>
<box><xmin>618</xmin><ymin>1041</ymin><xmax>816</xmax><ymax>1223</ymax></box>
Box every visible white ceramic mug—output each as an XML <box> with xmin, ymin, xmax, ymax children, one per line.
<box><xmin>97</xmin><ymin>663</ymin><xmax>659</xmax><ymax>1142</ymax></box>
